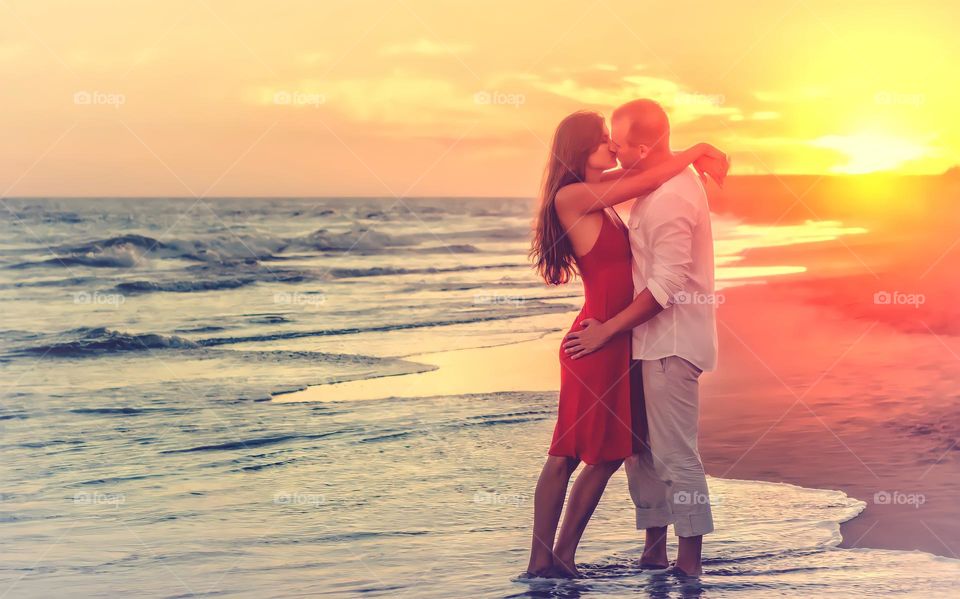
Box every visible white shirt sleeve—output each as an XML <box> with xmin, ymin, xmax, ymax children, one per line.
<box><xmin>644</xmin><ymin>193</ymin><xmax>697</xmax><ymax>309</ymax></box>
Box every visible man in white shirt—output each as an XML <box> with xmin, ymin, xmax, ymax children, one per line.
<box><xmin>563</xmin><ymin>99</ymin><xmax>720</xmax><ymax>576</ymax></box>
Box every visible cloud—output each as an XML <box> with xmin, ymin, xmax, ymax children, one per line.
<box><xmin>810</xmin><ymin>133</ymin><xmax>935</xmax><ymax>173</ymax></box>
<box><xmin>249</xmin><ymin>71</ymin><xmax>497</xmax><ymax>134</ymax></box>
<box><xmin>380</xmin><ymin>38</ymin><xmax>471</xmax><ymax>57</ymax></box>
<box><xmin>298</xmin><ymin>52</ymin><xmax>330</xmax><ymax>66</ymax></box>
<box><xmin>730</xmin><ymin>111</ymin><xmax>780</xmax><ymax>121</ymax></box>
<box><xmin>753</xmin><ymin>88</ymin><xmax>829</xmax><ymax>103</ymax></box>
<box><xmin>0</xmin><ymin>44</ymin><xmax>28</xmax><ymax>62</ymax></box>
<box><xmin>525</xmin><ymin>71</ymin><xmax>740</xmax><ymax>122</ymax></box>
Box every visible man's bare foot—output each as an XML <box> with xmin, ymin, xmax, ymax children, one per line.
<box><xmin>666</xmin><ymin>563</ymin><xmax>702</xmax><ymax>577</ymax></box>
<box><xmin>674</xmin><ymin>535</ymin><xmax>703</xmax><ymax>576</ymax></box>
<box><xmin>639</xmin><ymin>548</ymin><xmax>669</xmax><ymax>569</ymax></box>
<box><xmin>640</xmin><ymin>526</ymin><xmax>670</xmax><ymax>569</ymax></box>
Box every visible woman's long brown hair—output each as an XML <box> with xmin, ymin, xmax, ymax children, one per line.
<box><xmin>530</xmin><ymin>111</ymin><xmax>605</xmax><ymax>285</ymax></box>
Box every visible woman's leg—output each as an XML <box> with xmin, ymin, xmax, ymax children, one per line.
<box><xmin>552</xmin><ymin>458</ymin><xmax>624</xmax><ymax>576</ymax></box>
<box><xmin>527</xmin><ymin>455</ymin><xmax>580</xmax><ymax>575</ymax></box>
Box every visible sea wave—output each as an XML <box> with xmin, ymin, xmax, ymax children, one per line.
<box><xmin>9</xmin><ymin>232</ymin><xmax>290</xmax><ymax>270</ymax></box>
<box><xmin>160</xmin><ymin>431</ymin><xmax>342</xmax><ymax>454</ymax></box>
<box><xmin>196</xmin><ymin>301</ymin><xmax>572</xmax><ymax>347</ymax></box>
<box><xmin>10</xmin><ymin>243</ymin><xmax>147</xmax><ymax>268</ymax></box>
<box><xmin>328</xmin><ymin>262</ymin><xmax>526</xmax><ymax>279</ymax></box>
<box><xmin>15</xmin><ymin>327</ymin><xmax>199</xmax><ymax>356</ymax></box>
<box><xmin>6</xmin><ymin>226</ymin><xmax>491</xmax><ymax>274</ymax></box>
<box><xmin>114</xmin><ymin>272</ymin><xmax>310</xmax><ymax>294</ymax></box>
<box><xmin>58</xmin><ymin>233</ymin><xmax>166</xmax><ymax>253</ymax></box>
<box><xmin>5</xmin><ymin>298</ymin><xmax>572</xmax><ymax>359</ymax></box>
<box><xmin>293</xmin><ymin>226</ymin><xmax>413</xmax><ymax>253</ymax></box>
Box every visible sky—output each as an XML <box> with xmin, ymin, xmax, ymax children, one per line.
<box><xmin>2</xmin><ymin>0</ymin><xmax>958</xmax><ymax>197</ymax></box>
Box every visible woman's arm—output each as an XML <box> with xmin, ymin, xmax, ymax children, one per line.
<box><xmin>555</xmin><ymin>143</ymin><xmax>727</xmax><ymax>216</ymax></box>
<box><xmin>596</xmin><ymin>167</ymin><xmax>627</xmax><ymax>182</ymax></box>
<box><xmin>562</xmin><ymin>190</ymin><xmax>699</xmax><ymax>359</ymax></box>
<box><xmin>562</xmin><ymin>290</ymin><xmax>662</xmax><ymax>359</ymax></box>
<box><xmin>600</xmin><ymin>153</ymin><xmax>730</xmax><ymax>184</ymax></box>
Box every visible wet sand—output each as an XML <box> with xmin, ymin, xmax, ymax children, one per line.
<box><xmin>274</xmin><ymin>288</ymin><xmax>960</xmax><ymax>558</ymax></box>
<box><xmin>276</xmin><ymin>173</ymin><xmax>960</xmax><ymax>558</ymax></box>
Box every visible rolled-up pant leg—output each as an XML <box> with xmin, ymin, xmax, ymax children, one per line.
<box><xmin>625</xmin><ymin>356</ymin><xmax>714</xmax><ymax>537</ymax></box>
<box><xmin>624</xmin><ymin>359</ymin><xmax>674</xmax><ymax>530</ymax></box>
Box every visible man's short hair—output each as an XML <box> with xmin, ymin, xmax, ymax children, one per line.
<box><xmin>613</xmin><ymin>99</ymin><xmax>670</xmax><ymax>148</ymax></box>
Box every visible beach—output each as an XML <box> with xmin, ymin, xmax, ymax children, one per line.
<box><xmin>275</xmin><ymin>283</ymin><xmax>960</xmax><ymax>558</ymax></box>
<box><xmin>3</xmin><ymin>185</ymin><xmax>959</xmax><ymax>596</ymax></box>
<box><xmin>4</xmin><ymin>0</ymin><xmax>958</xmax><ymax>593</ymax></box>
<box><xmin>277</xmin><ymin>174</ymin><xmax>960</xmax><ymax>559</ymax></box>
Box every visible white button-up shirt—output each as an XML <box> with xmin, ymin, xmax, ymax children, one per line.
<box><xmin>628</xmin><ymin>167</ymin><xmax>718</xmax><ymax>371</ymax></box>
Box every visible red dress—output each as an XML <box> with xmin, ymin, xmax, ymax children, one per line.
<box><xmin>548</xmin><ymin>209</ymin><xmax>644</xmax><ymax>464</ymax></box>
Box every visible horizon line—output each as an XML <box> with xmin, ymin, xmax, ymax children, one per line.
<box><xmin>4</xmin><ymin>170</ymin><xmax>957</xmax><ymax>201</ymax></box>
<box><xmin>5</xmin><ymin>169</ymin><xmax>957</xmax><ymax>201</ymax></box>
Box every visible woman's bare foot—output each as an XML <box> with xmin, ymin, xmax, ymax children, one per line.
<box><xmin>551</xmin><ymin>559</ymin><xmax>582</xmax><ymax>578</ymax></box>
<box><xmin>524</xmin><ymin>559</ymin><xmax>556</xmax><ymax>578</ymax></box>
<box><xmin>519</xmin><ymin>561</ymin><xmax>580</xmax><ymax>579</ymax></box>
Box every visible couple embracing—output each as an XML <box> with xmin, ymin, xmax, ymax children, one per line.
<box><xmin>526</xmin><ymin>99</ymin><xmax>727</xmax><ymax>578</ymax></box>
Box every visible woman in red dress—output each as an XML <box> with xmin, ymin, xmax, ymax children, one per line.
<box><xmin>525</xmin><ymin>111</ymin><xmax>727</xmax><ymax>578</ymax></box>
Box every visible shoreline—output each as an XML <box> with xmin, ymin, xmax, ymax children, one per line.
<box><xmin>274</xmin><ymin>177</ymin><xmax>960</xmax><ymax>559</ymax></box>
<box><xmin>273</xmin><ymin>275</ymin><xmax>959</xmax><ymax>559</ymax></box>
<box><xmin>270</xmin><ymin>308</ymin><xmax>958</xmax><ymax>558</ymax></box>
<box><xmin>272</xmin><ymin>333</ymin><xmax>563</xmax><ymax>403</ymax></box>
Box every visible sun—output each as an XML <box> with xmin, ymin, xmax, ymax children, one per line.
<box><xmin>812</xmin><ymin>131</ymin><xmax>934</xmax><ymax>174</ymax></box>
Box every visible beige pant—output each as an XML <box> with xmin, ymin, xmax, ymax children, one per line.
<box><xmin>625</xmin><ymin>356</ymin><xmax>714</xmax><ymax>537</ymax></box>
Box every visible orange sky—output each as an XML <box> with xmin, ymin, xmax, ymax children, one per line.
<box><xmin>2</xmin><ymin>0</ymin><xmax>958</xmax><ymax>197</ymax></box>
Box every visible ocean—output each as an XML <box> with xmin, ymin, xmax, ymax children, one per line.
<box><xmin>2</xmin><ymin>197</ymin><xmax>957</xmax><ymax>597</ymax></box>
